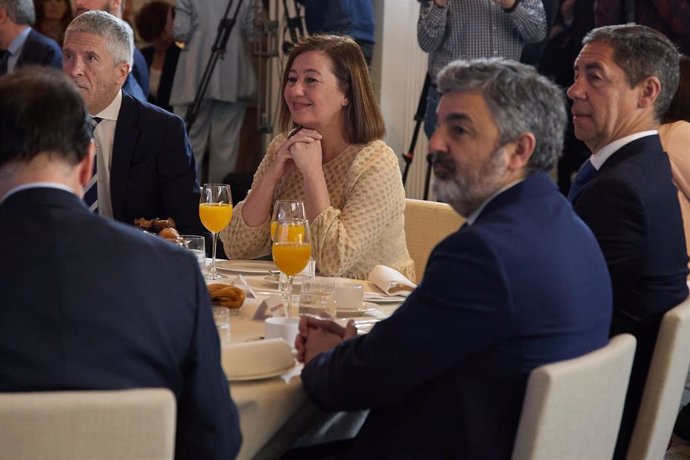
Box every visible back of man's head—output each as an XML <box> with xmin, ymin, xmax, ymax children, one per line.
<box><xmin>437</xmin><ymin>58</ymin><xmax>567</xmax><ymax>174</ymax></box>
<box><xmin>0</xmin><ymin>0</ymin><xmax>35</xmax><ymax>26</ymax></box>
<box><xmin>65</xmin><ymin>10</ymin><xmax>133</xmax><ymax>67</ymax></box>
<box><xmin>584</xmin><ymin>24</ymin><xmax>680</xmax><ymax>121</ymax></box>
<box><xmin>0</xmin><ymin>67</ymin><xmax>91</xmax><ymax>169</ymax></box>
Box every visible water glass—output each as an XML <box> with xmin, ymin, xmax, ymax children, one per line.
<box><xmin>298</xmin><ymin>277</ymin><xmax>337</xmax><ymax>319</ymax></box>
<box><xmin>179</xmin><ymin>235</ymin><xmax>206</xmax><ymax>270</ymax></box>
<box><xmin>212</xmin><ymin>307</ymin><xmax>231</xmax><ymax>345</ymax></box>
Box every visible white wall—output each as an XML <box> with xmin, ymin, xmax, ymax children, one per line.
<box><xmin>373</xmin><ymin>0</ymin><xmax>429</xmax><ymax>199</ymax></box>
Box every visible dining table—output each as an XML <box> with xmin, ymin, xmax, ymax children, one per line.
<box><xmin>207</xmin><ymin>260</ymin><xmax>405</xmax><ymax>460</ymax></box>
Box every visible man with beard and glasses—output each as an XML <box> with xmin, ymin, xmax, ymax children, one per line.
<box><xmin>292</xmin><ymin>58</ymin><xmax>613</xmax><ymax>459</ymax></box>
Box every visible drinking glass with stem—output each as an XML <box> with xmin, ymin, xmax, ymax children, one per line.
<box><xmin>272</xmin><ymin>216</ymin><xmax>311</xmax><ymax>318</ymax></box>
<box><xmin>271</xmin><ymin>200</ymin><xmax>306</xmax><ymax>241</ymax></box>
<box><xmin>199</xmin><ymin>183</ymin><xmax>233</xmax><ymax>280</ymax></box>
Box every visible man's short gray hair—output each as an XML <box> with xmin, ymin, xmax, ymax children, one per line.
<box><xmin>65</xmin><ymin>10</ymin><xmax>133</xmax><ymax>67</ymax></box>
<box><xmin>437</xmin><ymin>58</ymin><xmax>566</xmax><ymax>174</ymax></box>
<box><xmin>0</xmin><ymin>0</ymin><xmax>35</xmax><ymax>26</ymax></box>
<box><xmin>583</xmin><ymin>24</ymin><xmax>680</xmax><ymax>122</ymax></box>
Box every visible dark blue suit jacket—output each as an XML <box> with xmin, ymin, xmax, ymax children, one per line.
<box><xmin>122</xmin><ymin>47</ymin><xmax>150</xmax><ymax>103</ymax></box>
<box><xmin>571</xmin><ymin>134</ymin><xmax>689</xmax><ymax>456</ymax></box>
<box><xmin>13</xmin><ymin>28</ymin><xmax>62</xmax><ymax>71</ymax></box>
<box><xmin>0</xmin><ymin>187</ymin><xmax>241</xmax><ymax>460</ymax></box>
<box><xmin>301</xmin><ymin>172</ymin><xmax>613</xmax><ymax>459</ymax></box>
<box><xmin>112</xmin><ymin>92</ymin><xmax>204</xmax><ymax>236</ymax></box>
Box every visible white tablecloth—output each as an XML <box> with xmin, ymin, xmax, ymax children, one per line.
<box><xmin>210</xmin><ymin>269</ymin><xmax>401</xmax><ymax>459</ymax></box>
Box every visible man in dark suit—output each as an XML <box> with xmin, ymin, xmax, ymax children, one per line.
<box><xmin>294</xmin><ymin>59</ymin><xmax>613</xmax><ymax>459</ymax></box>
<box><xmin>0</xmin><ymin>67</ymin><xmax>241</xmax><ymax>459</ymax></box>
<box><xmin>0</xmin><ymin>0</ymin><xmax>61</xmax><ymax>74</ymax></box>
<box><xmin>62</xmin><ymin>10</ymin><xmax>204</xmax><ymax>236</ymax></box>
<box><xmin>567</xmin><ymin>24</ymin><xmax>689</xmax><ymax>457</ymax></box>
<box><xmin>74</xmin><ymin>0</ymin><xmax>149</xmax><ymax>102</ymax></box>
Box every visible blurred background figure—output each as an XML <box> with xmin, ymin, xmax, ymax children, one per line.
<box><xmin>417</xmin><ymin>0</ymin><xmax>547</xmax><ymax>140</ymax></box>
<box><xmin>33</xmin><ymin>0</ymin><xmax>72</xmax><ymax>45</ymax></box>
<box><xmin>595</xmin><ymin>0</ymin><xmax>690</xmax><ymax>54</ymax></box>
<box><xmin>0</xmin><ymin>0</ymin><xmax>62</xmax><ymax>75</ymax></box>
<box><xmin>222</xmin><ymin>34</ymin><xmax>414</xmax><ymax>280</ymax></box>
<box><xmin>296</xmin><ymin>0</ymin><xmax>376</xmax><ymax>66</ymax></box>
<box><xmin>538</xmin><ymin>0</ymin><xmax>595</xmax><ymax>195</ymax></box>
<box><xmin>134</xmin><ymin>0</ymin><xmax>178</xmax><ymax>113</ymax></box>
<box><xmin>171</xmin><ymin>0</ymin><xmax>258</xmax><ymax>184</ymax></box>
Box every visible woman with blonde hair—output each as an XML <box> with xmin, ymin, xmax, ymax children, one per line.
<box><xmin>221</xmin><ymin>34</ymin><xmax>413</xmax><ymax>280</ymax></box>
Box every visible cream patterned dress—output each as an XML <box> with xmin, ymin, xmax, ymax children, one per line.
<box><xmin>221</xmin><ymin>134</ymin><xmax>415</xmax><ymax>280</ymax></box>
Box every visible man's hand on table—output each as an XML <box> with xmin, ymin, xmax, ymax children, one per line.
<box><xmin>296</xmin><ymin>316</ymin><xmax>357</xmax><ymax>365</ymax></box>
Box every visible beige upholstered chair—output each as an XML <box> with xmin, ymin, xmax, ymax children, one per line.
<box><xmin>512</xmin><ymin>334</ymin><xmax>637</xmax><ymax>460</ymax></box>
<box><xmin>404</xmin><ymin>198</ymin><xmax>464</xmax><ymax>283</ymax></box>
<box><xmin>0</xmin><ymin>388</ymin><xmax>176</xmax><ymax>460</ymax></box>
<box><xmin>626</xmin><ymin>295</ymin><xmax>690</xmax><ymax>460</ymax></box>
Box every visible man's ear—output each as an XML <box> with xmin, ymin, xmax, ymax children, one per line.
<box><xmin>638</xmin><ymin>76</ymin><xmax>661</xmax><ymax>110</ymax></box>
<box><xmin>116</xmin><ymin>62</ymin><xmax>130</xmax><ymax>87</ymax></box>
<box><xmin>506</xmin><ymin>132</ymin><xmax>536</xmax><ymax>171</ymax></box>
<box><xmin>77</xmin><ymin>141</ymin><xmax>96</xmax><ymax>193</ymax></box>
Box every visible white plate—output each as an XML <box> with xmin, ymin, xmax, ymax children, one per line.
<box><xmin>363</xmin><ymin>293</ymin><xmax>407</xmax><ymax>304</ymax></box>
<box><xmin>215</xmin><ymin>259</ymin><xmax>277</xmax><ymax>274</ymax></box>
<box><xmin>227</xmin><ymin>363</ymin><xmax>296</xmax><ymax>382</ymax></box>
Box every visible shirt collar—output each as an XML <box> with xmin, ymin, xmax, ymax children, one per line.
<box><xmin>466</xmin><ymin>178</ymin><xmax>525</xmax><ymax>225</ymax></box>
<box><xmin>590</xmin><ymin>130</ymin><xmax>657</xmax><ymax>170</ymax></box>
<box><xmin>93</xmin><ymin>89</ymin><xmax>122</xmax><ymax>121</ymax></box>
<box><xmin>0</xmin><ymin>182</ymin><xmax>76</xmax><ymax>206</ymax></box>
<box><xmin>6</xmin><ymin>27</ymin><xmax>31</xmax><ymax>56</ymax></box>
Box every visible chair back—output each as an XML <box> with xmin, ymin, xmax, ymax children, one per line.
<box><xmin>0</xmin><ymin>388</ymin><xmax>176</xmax><ymax>460</ymax></box>
<box><xmin>627</xmin><ymin>295</ymin><xmax>690</xmax><ymax>460</ymax></box>
<box><xmin>404</xmin><ymin>198</ymin><xmax>464</xmax><ymax>283</ymax></box>
<box><xmin>512</xmin><ymin>334</ymin><xmax>637</xmax><ymax>460</ymax></box>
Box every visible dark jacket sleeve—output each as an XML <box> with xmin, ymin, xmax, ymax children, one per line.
<box><xmin>175</xmin><ymin>266</ymin><xmax>242</xmax><ymax>459</ymax></box>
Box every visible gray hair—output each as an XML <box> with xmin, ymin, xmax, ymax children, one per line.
<box><xmin>437</xmin><ymin>58</ymin><xmax>566</xmax><ymax>174</ymax></box>
<box><xmin>0</xmin><ymin>0</ymin><xmax>35</xmax><ymax>26</ymax></box>
<box><xmin>65</xmin><ymin>10</ymin><xmax>133</xmax><ymax>67</ymax></box>
<box><xmin>583</xmin><ymin>24</ymin><xmax>680</xmax><ymax>121</ymax></box>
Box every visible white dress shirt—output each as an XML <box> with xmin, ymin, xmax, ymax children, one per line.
<box><xmin>92</xmin><ymin>90</ymin><xmax>123</xmax><ymax>219</ymax></box>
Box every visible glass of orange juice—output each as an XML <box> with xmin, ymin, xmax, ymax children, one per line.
<box><xmin>270</xmin><ymin>200</ymin><xmax>306</xmax><ymax>241</ymax></box>
<box><xmin>272</xmin><ymin>217</ymin><xmax>311</xmax><ymax>318</ymax></box>
<box><xmin>200</xmin><ymin>183</ymin><xmax>233</xmax><ymax>280</ymax></box>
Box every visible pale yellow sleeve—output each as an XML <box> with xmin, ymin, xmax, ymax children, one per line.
<box><xmin>219</xmin><ymin>135</ymin><xmax>285</xmax><ymax>259</ymax></box>
<box><xmin>311</xmin><ymin>141</ymin><xmax>410</xmax><ymax>278</ymax></box>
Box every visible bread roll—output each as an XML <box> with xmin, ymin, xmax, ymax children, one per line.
<box><xmin>207</xmin><ymin>284</ymin><xmax>246</xmax><ymax>309</ymax></box>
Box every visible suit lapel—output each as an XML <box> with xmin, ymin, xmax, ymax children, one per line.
<box><xmin>597</xmin><ymin>135</ymin><xmax>662</xmax><ymax>173</ymax></box>
<box><xmin>110</xmin><ymin>93</ymin><xmax>140</xmax><ymax>221</ymax></box>
<box><xmin>15</xmin><ymin>30</ymin><xmax>36</xmax><ymax>68</ymax></box>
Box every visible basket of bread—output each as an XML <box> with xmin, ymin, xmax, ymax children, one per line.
<box><xmin>134</xmin><ymin>217</ymin><xmax>181</xmax><ymax>243</ymax></box>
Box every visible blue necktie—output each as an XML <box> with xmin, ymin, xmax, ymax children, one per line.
<box><xmin>568</xmin><ymin>160</ymin><xmax>597</xmax><ymax>202</ymax></box>
<box><xmin>84</xmin><ymin>117</ymin><xmax>102</xmax><ymax>213</ymax></box>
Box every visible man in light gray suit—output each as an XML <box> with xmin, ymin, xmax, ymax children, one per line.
<box><xmin>171</xmin><ymin>0</ymin><xmax>257</xmax><ymax>183</ymax></box>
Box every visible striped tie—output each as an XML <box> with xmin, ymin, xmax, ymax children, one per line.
<box><xmin>84</xmin><ymin>116</ymin><xmax>102</xmax><ymax>213</ymax></box>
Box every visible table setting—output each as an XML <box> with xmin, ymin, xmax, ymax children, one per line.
<box><xmin>170</xmin><ymin>190</ymin><xmax>416</xmax><ymax>459</ymax></box>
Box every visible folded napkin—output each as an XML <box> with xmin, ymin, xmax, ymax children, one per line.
<box><xmin>231</xmin><ymin>274</ymin><xmax>256</xmax><ymax>298</ymax></box>
<box><xmin>368</xmin><ymin>265</ymin><xmax>417</xmax><ymax>296</ymax></box>
<box><xmin>221</xmin><ymin>338</ymin><xmax>295</xmax><ymax>380</ymax></box>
